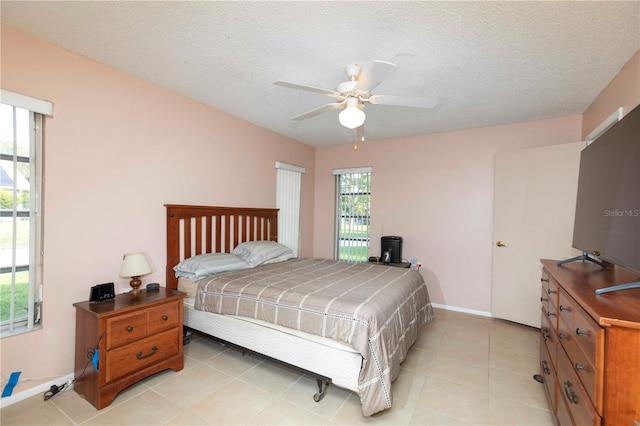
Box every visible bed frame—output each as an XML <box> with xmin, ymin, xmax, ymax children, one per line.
<box><xmin>165</xmin><ymin>204</ymin><xmax>278</xmax><ymax>290</ymax></box>
<box><xmin>164</xmin><ymin>204</ymin><xmax>362</xmax><ymax>404</ymax></box>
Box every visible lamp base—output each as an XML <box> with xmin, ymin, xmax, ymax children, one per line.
<box><xmin>129</xmin><ymin>276</ymin><xmax>142</xmax><ymax>294</ymax></box>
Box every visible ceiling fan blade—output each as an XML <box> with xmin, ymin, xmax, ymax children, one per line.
<box><xmin>291</xmin><ymin>101</ymin><xmax>346</xmax><ymax>121</ymax></box>
<box><xmin>368</xmin><ymin>95</ymin><xmax>439</xmax><ymax>109</ymax></box>
<box><xmin>355</xmin><ymin>61</ymin><xmax>398</xmax><ymax>92</ymax></box>
<box><xmin>274</xmin><ymin>80</ymin><xmax>339</xmax><ymax>97</ymax></box>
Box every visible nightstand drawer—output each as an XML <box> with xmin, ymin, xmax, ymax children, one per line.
<box><xmin>148</xmin><ymin>301</ymin><xmax>179</xmax><ymax>334</ymax></box>
<box><xmin>106</xmin><ymin>311</ymin><xmax>148</xmax><ymax>349</ymax></box>
<box><xmin>105</xmin><ymin>328</ymin><xmax>179</xmax><ymax>382</ymax></box>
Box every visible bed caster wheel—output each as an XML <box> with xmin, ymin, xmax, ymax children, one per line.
<box><xmin>314</xmin><ymin>378</ymin><xmax>331</xmax><ymax>403</ymax></box>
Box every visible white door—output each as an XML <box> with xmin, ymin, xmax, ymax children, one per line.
<box><xmin>492</xmin><ymin>142</ymin><xmax>583</xmax><ymax>327</ymax></box>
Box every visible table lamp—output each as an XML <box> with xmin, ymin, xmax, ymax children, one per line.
<box><xmin>119</xmin><ymin>252</ymin><xmax>152</xmax><ymax>294</ymax></box>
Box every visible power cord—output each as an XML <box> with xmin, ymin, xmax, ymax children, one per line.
<box><xmin>44</xmin><ymin>381</ymin><xmax>72</xmax><ymax>401</ymax></box>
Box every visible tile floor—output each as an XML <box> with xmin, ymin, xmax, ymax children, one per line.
<box><xmin>1</xmin><ymin>308</ymin><xmax>554</xmax><ymax>425</ymax></box>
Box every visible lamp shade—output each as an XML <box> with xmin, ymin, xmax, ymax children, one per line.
<box><xmin>339</xmin><ymin>98</ymin><xmax>366</xmax><ymax>129</ymax></box>
<box><xmin>119</xmin><ymin>252</ymin><xmax>152</xmax><ymax>278</ymax></box>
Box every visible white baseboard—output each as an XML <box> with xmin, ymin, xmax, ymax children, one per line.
<box><xmin>431</xmin><ymin>303</ymin><xmax>492</xmax><ymax>318</ymax></box>
<box><xmin>0</xmin><ymin>373</ymin><xmax>74</xmax><ymax>408</ymax></box>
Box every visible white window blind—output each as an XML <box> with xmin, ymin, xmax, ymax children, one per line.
<box><xmin>276</xmin><ymin>162</ymin><xmax>305</xmax><ymax>257</ymax></box>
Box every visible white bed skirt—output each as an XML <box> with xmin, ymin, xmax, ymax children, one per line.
<box><xmin>183</xmin><ymin>298</ymin><xmax>362</xmax><ymax>393</ymax></box>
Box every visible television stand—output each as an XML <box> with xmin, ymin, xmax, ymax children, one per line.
<box><xmin>595</xmin><ymin>281</ymin><xmax>640</xmax><ymax>295</ymax></box>
<box><xmin>557</xmin><ymin>251</ymin><xmax>606</xmax><ymax>269</ymax></box>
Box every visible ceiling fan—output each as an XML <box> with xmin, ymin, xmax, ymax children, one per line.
<box><xmin>274</xmin><ymin>60</ymin><xmax>439</xmax><ymax>130</ymax></box>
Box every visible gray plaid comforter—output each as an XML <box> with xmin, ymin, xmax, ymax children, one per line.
<box><xmin>194</xmin><ymin>257</ymin><xmax>434</xmax><ymax>415</ymax></box>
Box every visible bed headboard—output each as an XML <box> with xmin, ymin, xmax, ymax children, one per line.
<box><xmin>165</xmin><ymin>204</ymin><xmax>278</xmax><ymax>290</ymax></box>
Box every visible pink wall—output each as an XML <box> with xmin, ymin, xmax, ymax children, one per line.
<box><xmin>582</xmin><ymin>49</ymin><xmax>640</xmax><ymax>137</ymax></box>
<box><xmin>1</xmin><ymin>26</ymin><xmax>315</xmax><ymax>392</ymax></box>
<box><xmin>314</xmin><ymin>116</ymin><xmax>583</xmax><ymax>312</ymax></box>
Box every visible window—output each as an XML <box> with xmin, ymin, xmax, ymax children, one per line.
<box><xmin>1</xmin><ymin>91</ymin><xmax>50</xmax><ymax>337</ymax></box>
<box><xmin>333</xmin><ymin>167</ymin><xmax>372</xmax><ymax>262</ymax></box>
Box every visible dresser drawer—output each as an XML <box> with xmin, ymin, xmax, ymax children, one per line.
<box><xmin>106</xmin><ymin>311</ymin><xmax>148</xmax><ymax>349</ymax></box>
<box><xmin>539</xmin><ymin>337</ymin><xmax>556</xmax><ymax>412</ymax></box>
<box><xmin>148</xmin><ymin>301</ymin><xmax>179</xmax><ymax>334</ymax></box>
<box><xmin>547</xmin><ymin>276</ymin><xmax>560</xmax><ymax>310</ymax></box>
<box><xmin>572</xmin><ymin>303</ymin><xmax>601</xmax><ymax>368</ymax></box>
<box><xmin>557</xmin><ymin>350</ymin><xmax>601</xmax><ymax>426</ymax></box>
<box><xmin>557</xmin><ymin>289</ymin><xmax>574</xmax><ymax>336</ymax></box>
<box><xmin>540</xmin><ymin>286</ymin><xmax>551</xmax><ymax>312</ymax></box>
<box><xmin>105</xmin><ymin>328</ymin><xmax>180</xmax><ymax>383</ymax></box>
<box><xmin>571</xmin><ymin>342</ymin><xmax>601</xmax><ymax>411</ymax></box>
<box><xmin>541</xmin><ymin>308</ymin><xmax>557</xmax><ymax>370</ymax></box>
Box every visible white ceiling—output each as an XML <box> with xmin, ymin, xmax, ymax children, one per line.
<box><xmin>2</xmin><ymin>1</ymin><xmax>639</xmax><ymax>147</ymax></box>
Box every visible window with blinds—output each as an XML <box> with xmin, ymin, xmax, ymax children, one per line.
<box><xmin>334</xmin><ymin>167</ymin><xmax>372</xmax><ymax>263</ymax></box>
<box><xmin>1</xmin><ymin>93</ymin><xmax>47</xmax><ymax>337</ymax></box>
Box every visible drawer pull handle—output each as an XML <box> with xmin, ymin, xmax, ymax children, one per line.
<box><xmin>563</xmin><ymin>380</ymin><xmax>577</xmax><ymax>404</ymax></box>
<box><xmin>136</xmin><ymin>346</ymin><xmax>158</xmax><ymax>360</ymax></box>
<box><xmin>540</xmin><ymin>297</ymin><xmax>548</xmax><ymax>302</ymax></box>
<box><xmin>547</xmin><ymin>311</ymin><xmax>556</xmax><ymax>317</ymax></box>
<box><xmin>541</xmin><ymin>360</ymin><xmax>551</xmax><ymax>375</ymax></box>
<box><xmin>559</xmin><ymin>305</ymin><xmax>570</xmax><ymax>312</ymax></box>
<box><xmin>574</xmin><ymin>363</ymin><xmax>587</xmax><ymax>371</ymax></box>
<box><xmin>541</xmin><ymin>278</ymin><xmax>549</xmax><ymax>282</ymax></box>
<box><xmin>547</xmin><ymin>289</ymin><xmax>556</xmax><ymax>295</ymax></box>
<box><xmin>127</xmin><ymin>326</ymin><xmax>134</xmax><ymax>332</ymax></box>
<box><xmin>162</xmin><ymin>315</ymin><xmax>168</xmax><ymax>321</ymax></box>
<box><xmin>558</xmin><ymin>333</ymin><xmax>568</xmax><ymax>340</ymax></box>
<box><xmin>575</xmin><ymin>328</ymin><xmax>589</xmax><ymax>336</ymax></box>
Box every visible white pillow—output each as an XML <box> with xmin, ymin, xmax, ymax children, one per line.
<box><xmin>232</xmin><ymin>241</ymin><xmax>294</xmax><ymax>267</ymax></box>
<box><xmin>173</xmin><ymin>253</ymin><xmax>251</xmax><ymax>281</ymax></box>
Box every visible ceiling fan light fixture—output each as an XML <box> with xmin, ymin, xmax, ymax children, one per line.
<box><xmin>339</xmin><ymin>98</ymin><xmax>365</xmax><ymax>129</ymax></box>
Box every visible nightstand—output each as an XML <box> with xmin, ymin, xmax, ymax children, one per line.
<box><xmin>73</xmin><ymin>287</ymin><xmax>185</xmax><ymax>409</ymax></box>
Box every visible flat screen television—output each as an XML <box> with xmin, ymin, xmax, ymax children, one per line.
<box><xmin>563</xmin><ymin>104</ymin><xmax>640</xmax><ymax>293</ymax></box>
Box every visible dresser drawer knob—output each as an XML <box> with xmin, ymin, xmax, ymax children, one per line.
<box><xmin>541</xmin><ymin>360</ymin><xmax>551</xmax><ymax>375</ymax></box>
<box><xmin>547</xmin><ymin>289</ymin><xmax>556</xmax><ymax>295</ymax></box>
<box><xmin>559</xmin><ymin>305</ymin><xmax>570</xmax><ymax>312</ymax></box>
<box><xmin>136</xmin><ymin>345</ymin><xmax>158</xmax><ymax>360</ymax></box>
<box><xmin>541</xmin><ymin>278</ymin><xmax>549</xmax><ymax>282</ymax></box>
<box><xmin>575</xmin><ymin>328</ymin><xmax>589</xmax><ymax>336</ymax></box>
<box><xmin>547</xmin><ymin>311</ymin><xmax>556</xmax><ymax>317</ymax></box>
<box><xmin>541</xmin><ymin>328</ymin><xmax>548</xmax><ymax>341</ymax></box>
<box><xmin>162</xmin><ymin>315</ymin><xmax>169</xmax><ymax>321</ymax></box>
<box><xmin>127</xmin><ymin>326</ymin><xmax>134</xmax><ymax>332</ymax></box>
<box><xmin>558</xmin><ymin>333</ymin><xmax>568</xmax><ymax>340</ymax></box>
<box><xmin>574</xmin><ymin>363</ymin><xmax>587</xmax><ymax>371</ymax></box>
<box><xmin>540</xmin><ymin>297</ymin><xmax>548</xmax><ymax>302</ymax></box>
<box><xmin>563</xmin><ymin>380</ymin><xmax>577</xmax><ymax>404</ymax></box>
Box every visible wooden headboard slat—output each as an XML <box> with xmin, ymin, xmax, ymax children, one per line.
<box><xmin>206</xmin><ymin>216</ymin><xmax>212</xmax><ymax>254</ymax></box>
<box><xmin>184</xmin><ymin>219</ymin><xmax>192</xmax><ymax>260</ymax></box>
<box><xmin>165</xmin><ymin>204</ymin><xmax>279</xmax><ymax>290</ymax></box>
<box><xmin>195</xmin><ymin>216</ymin><xmax>203</xmax><ymax>256</ymax></box>
<box><xmin>215</xmin><ymin>216</ymin><xmax>222</xmax><ymax>253</ymax></box>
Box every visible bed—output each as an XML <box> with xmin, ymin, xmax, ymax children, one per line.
<box><xmin>165</xmin><ymin>204</ymin><xmax>434</xmax><ymax>416</ymax></box>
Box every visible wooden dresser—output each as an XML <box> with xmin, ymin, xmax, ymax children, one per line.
<box><xmin>539</xmin><ymin>259</ymin><xmax>640</xmax><ymax>426</ymax></box>
<box><xmin>73</xmin><ymin>287</ymin><xmax>185</xmax><ymax>409</ymax></box>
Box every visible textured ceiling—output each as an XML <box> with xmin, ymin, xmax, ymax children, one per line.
<box><xmin>2</xmin><ymin>1</ymin><xmax>639</xmax><ymax>147</ymax></box>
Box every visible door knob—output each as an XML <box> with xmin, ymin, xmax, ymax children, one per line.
<box><xmin>496</xmin><ymin>241</ymin><xmax>507</xmax><ymax>247</ymax></box>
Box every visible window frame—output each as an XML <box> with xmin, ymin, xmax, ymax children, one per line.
<box><xmin>1</xmin><ymin>92</ymin><xmax>48</xmax><ymax>338</ymax></box>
